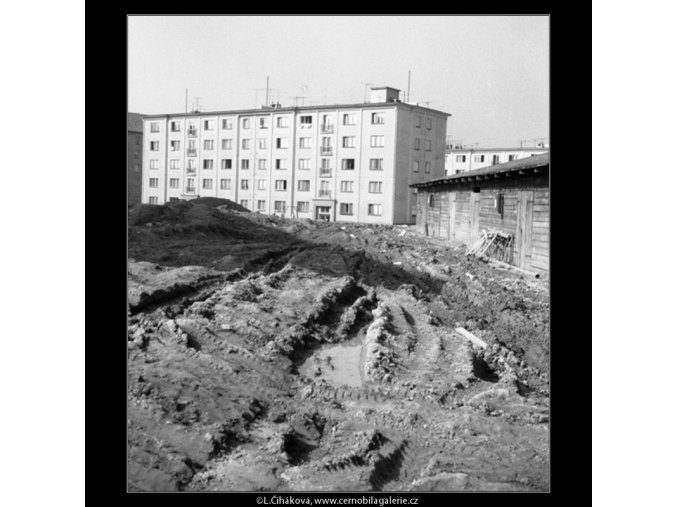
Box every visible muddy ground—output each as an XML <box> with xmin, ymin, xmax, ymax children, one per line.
<box><xmin>127</xmin><ymin>199</ymin><xmax>549</xmax><ymax>492</ymax></box>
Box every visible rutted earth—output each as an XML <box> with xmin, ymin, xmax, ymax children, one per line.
<box><xmin>127</xmin><ymin>199</ymin><xmax>549</xmax><ymax>492</ymax></box>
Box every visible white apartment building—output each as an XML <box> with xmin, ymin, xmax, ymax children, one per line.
<box><xmin>445</xmin><ymin>147</ymin><xmax>550</xmax><ymax>176</ymax></box>
<box><xmin>141</xmin><ymin>86</ymin><xmax>449</xmax><ymax>225</ymax></box>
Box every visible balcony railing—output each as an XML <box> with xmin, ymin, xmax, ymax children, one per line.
<box><xmin>318</xmin><ymin>190</ymin><xmax>331</xmax><ymax>198</ymax></box>
<box><xmin>319</xmin><ymin>170</ymin><xmax>332</xmax><ymax>178</ymax></box>
<box><xmin>187</xmin><ymin>129</ymin><xmax>198</xmax><ymax>138</ymax></box>
<box><xmin>186</xmin><ymin>168</ymin><xmax>196</xmax><ymax>175</ymax></box>
<box><xmin>321</xmin><ymin>125</ymin><xmax>334</xmax><ymax>134</ymax></box>
<box><xmin>187</xmin><ymin>149</ymin><xmax>197</xmax><ymax>157</ymax></box>
<box><xmin>184</xmin><ymin>187</ymin><xmax>196</xmax><ymax>194</ymax></box>
<box><xmin>320</xmin><ymin>147</ymin><xmax>333</xmax><ymax>155</ymax></box>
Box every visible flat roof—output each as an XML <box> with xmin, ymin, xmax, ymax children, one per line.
<box><xmin>128</xmin><ymin>112</ymin><xmax>144</xmax><ymax>132</ymax></box>
<box><xmin>142</xmin><ymin>101</ymin><xmax>451</xmax><ymax>119</ymax></box>
<box><xmin>412</xmin><ymin>153</ymin><xmax>549</xmax><ymax>188</ymax></box>
<box><xmin>446</xmin><ymin>147</ymin><xmax>550</xmax><ymax>153</ymax></box>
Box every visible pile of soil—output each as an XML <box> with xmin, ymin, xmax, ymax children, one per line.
<box><xmin>127</xmin><ymin>200</ymin><xmax>550</xmax><ymax>492</ymax></box>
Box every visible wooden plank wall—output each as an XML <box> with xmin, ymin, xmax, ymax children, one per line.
<box><xmin>414</xmin><ymin>172</ymin><xmax>549</xmax><ymax>274</ymax></box>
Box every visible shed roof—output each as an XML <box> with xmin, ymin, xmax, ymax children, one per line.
<box><xmin>411</xmin><ymin>152</ymin><xmax>549</xmax><ymax>189</ymax></box>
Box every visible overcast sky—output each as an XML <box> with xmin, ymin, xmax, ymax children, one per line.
<box><xmin>128</xmin><ymin>15</ymin><xmax>548</xmax><ymax>147</ymax></box>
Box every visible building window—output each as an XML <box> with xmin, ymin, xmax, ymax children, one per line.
<box><xmin>425</xmin><ymin>161</ymin><xmax>431</xmax><ymax>173</ymax></box>
<box><xmin>241</xmin><ymin>179</ymin><xmax>249</xmax><ymax>190</ymax></box>
<box><xmin>221</xmin><ymin>159</ymin><xmax>232</xmax><ymax>170</ymax></box>
<box><xmin>150</xmin><ymin>159</ymin><xmax>160</xmax><ymax>170</ymax></box>
<box><xmin>492</xmin><ymin>155</ymin><xmax>500</xmax><ymax>164</ymax></box>
<box><xmin>298</xmin><ymin>159</ymin><xmax>310</xmax><ymax>170</ymax></box>
<box><xmin>149</xmin><ymin>196</ymin><xmax>158</xmax><ymax>204</ymax></box>
<box><xmin>368</xmin><ymin>181</ymin><xmax>383</xmax><ymax>194</ymax></box>
<box><xmin>186</xmin><ymin>178</ymin><xmax>195</xmax><ymax>192</ymax></box>
<box><xmin>242</xmin><ymin>139</ymin><xmax>250</xmax><ymax>150</ymax></box>
<box><xmin>340</xmin><ymin>203</ymin><xmax>354</xmax><ymax>215</ymax></box>
<box><xmin>371</xmin><ymin>112</ymin><xmax>384</xmax><ymax>124</ymax></box>
<box><xmin>276</xmin><ymin>116</ymin><xmax>289</xmax><ymax>128</ymax></box>
<box><xmin>204</xmin><ymin>140</ymin><xmax>214</xmax><ymax>151</ymax></box>
<box><xmin>414</xmin><ymin>139</ymin><xmax>421</xmax><ymax>151</ymax></box>
<box><xmin>204</xmin><ymin>120</ymin><xmax>215</xmax><ymax>131</ymax></box>
<box><xmin>202</xmin><ymin>178</ymin><xmax>213</xmax><ymax>189</ymax></box>
<box><xmin>415</xmin><ymin>116</ymin><xmax>421</xmax><ymax>128</ymax></box>
<box><xmin>474</xmin><ymin>155</ymin><xmax>485</xmax><ymax>163</ymax></box>
<box><xmin>320</xmin><ymin>160</ymin><xmax>331</xmax><ymax>177</ymax></box>
<box><xmin>275</xmin><ymin>159</ymin><xmax>287</xmax><ymax>170</ymax></box>
<box><xmin>369</xmin><ymin>158</ymin><xmax>383</xmax><ymax>171</ymax></box>
<box><xmin>170</xmin><ymin>159</ymin><xmax>180</xmax><ymax>170</ymax></box>
<box><xmin>340</xmin><ymin>180</ymin><xmax>354</xmax><ymax>193</ymax></box>
<box><xmin>150</xmin><ymin>122</ymin><xmax>160</xmax><ymax>133</ymax></box>
<box><xmin>426</xmin><ymin>118</ymin><xmax>432</xmax><ymax>130</ymax></box>
<box><xmin>258</xmin><ymin>138</ymin><xmax>267</xmax><ymax>149</ymax></box>
<box><xmin>342</xmin><ymin>136</ymin><xmax>355</xmax><ymax>148</ymax></box>
<box><xmin>274</xmin><ymin>201</ymin><xmax>286</xmax><ymax>212</ymax></box>
<box><xmin>257</xmin><ymin>179</ymin><xmax>267</xmax><ymax>190</ymax></box>
<box><xmin>412</xmin><ymin>161</ymin><xmax>419</xmax><ymax>172</ymax></box>
<box><xmin>275</xmin><ymin>180</ymin><xmax>287</xmax><ymax>191</ymax></box>
<box><xmin>297</xmin><ymin>201</ymin><xmax>309</xmax><ymax>213</ymax></box>
<box><xmin>222</xmin><ymin>118</ymin><xmax>233</xmax><ymax>129</ymax></box>
<box><xmin>300</xmin><ymin>115</ymin><xmax>312</xmax><ymax>125</ymax></box>
<box><xmin>220</xmin><ymin>179</ymin><xmax>231</xmax><ymax>190</ymax></box>
<box><xmin>368</xmin><ymin>204</ymin><xmax>382</xmax><ymax>216</ymax></box>
<box><xmin>342</xmin><ymin>158</ymin><xmax>355</xmax><ymax>170</ymax></box>
<box><xmin>370</xmin><ymin>135</ymin><xmax>384</xmax><ymax>148</ymax></box>
<box><xmin>170</xmin><ymin>121</ymin><xmax>180</xmax><ymax>132</ymax></box>
<box><xmin>241</xmin><ymin>159</ymin><xmax>250</xmax><ymax>170</ymax></box>
<box><xmin>319</xmin><ymin>180</ymin><xmax>331</xmax><ymax>197</ymax></box>
<box><xmin>150</xmin><ymin>141</ymin><xmax>159</xmax><ymax>151</ymax></box>
<box><xmin>169</xmin><ymin>141</ymin><xmax>180</xmax><ymax>152</ymax></box>
<box><xmin>456</xmin><ymin>155</ymin><xmax>466</xmax><ymax>163</ymax></box>
<box><xmin>169</xmin><ymin>178</ymin><xmax>179</xmax><ymax>188</ymax></box>
<box><xmin>242</xmin><ymin>118</ymin><xmax>251</xmax><ymax>129</ymax></box>
<box><xmin>298</xmin><ymin>180</ymin><xmax>310</xmax><ymax>191</ymax></box>
<box><xmin>508</xmin><ymin>155</ymin><xmax>517</xmax><ymax>161</ymax></box>
<box><xmin>203</xmin><ymin>159</ymin><xmax>213</xmax><ymax>170</ymax></box>
<box><xmin>258</xmin><ymin>159</ymin><xmax>267</xmax><ymax>170</ymax></box>
<box><xmin>299</xmin><ymin>137</ymin><xmax>311</xmax><ymax>149</ymax></box>
<box><xmin>149</xmin><ymin>178</ymin><xmax>159</xmax><ymax>188</ymax></box>
<box><xmin>241</xmin><ymin>199</ymin><xmax>249</xmax><ymax>209</ymax></box>
<box><xmin>222</xmin><ymin>139</ymin><xmax>233</xmax><ymax>150</ymax></box>
<box><xmin>276</xmin><ymin>138</ymin><xmax>288</xmax><ymax>149</ymax></box>
<box><xmin>187</xmin><ymin>159</ymin><xmax>196</xmax><ymax>170</ymax></box>
<box><xmin>257</xmin><ymin>200</ymin><xmax>266</xmax><ymax>212</ymax></box>
<box><xmin>425</xmin><ymin>140</ymin><xmax>432</xmax><ymax>151</ymax></box>
<box><xmin>343</xmin><ymin>113</ymin><xmax>356</xmax><ymax>125</ymax></box>
<box><xmin>259</xmin><ymin>117</ymin><xmax>268</xmax><ymax>129</ymax></box>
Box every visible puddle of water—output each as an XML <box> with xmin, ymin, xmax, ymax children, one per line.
<box><xmin>300</xmin><ymin>335</ymin><xmax>364</xmax><ymax>387</ymax></box>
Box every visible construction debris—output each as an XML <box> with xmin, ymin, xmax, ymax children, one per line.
<box><xmin>466</xmin><ymin>229</ymin><xmax>514</xmax><ymax>264</ymax></box>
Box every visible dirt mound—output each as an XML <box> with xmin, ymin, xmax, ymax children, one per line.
<box><xmin>127</xmin><ymin>204</ymin><xmax>550</xmax><ymax>492</ymax></box>
<box><xmin>190</xmin><ymin>197</ymin><xmax>249</xmax><ymax>212</ymax></box>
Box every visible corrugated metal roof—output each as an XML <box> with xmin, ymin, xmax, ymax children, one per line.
<box><xmin>412</xmin><ymin>153</ymin><xmax>549</xmax><ymax>188</ymax></box>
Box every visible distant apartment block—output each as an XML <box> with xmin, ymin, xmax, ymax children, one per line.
<box><xmin>141</xmin><ymin>86</ymin><xmax>450</xmax><ymax>224</ymax></box>
<box><xmin>128</xmin><ymin>112</ymin><xmax>144</xmax><ymax>205</ymax></box>
<box><xmin>445</xmin><ymin>146</ymin><xmax>549</xmax><ymax>176</ymax></box>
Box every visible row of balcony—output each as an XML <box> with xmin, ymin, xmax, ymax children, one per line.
<box><xmin>183</xmin><ymin>125</ymin><xmax>336</xmax><ymax>137</ymax></box>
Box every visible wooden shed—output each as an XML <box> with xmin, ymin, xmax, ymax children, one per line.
<box><xmin>411</xmin><ymin>153</ymin><xmax>549</xmax><ymax>275</ymax></box>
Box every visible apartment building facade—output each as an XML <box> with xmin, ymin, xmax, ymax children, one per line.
<box><xmin>128</xmin><ymin>112</ymin><xmax>144</xmax><ymax>205</ymax></box>
<box><xmin>141</xmin><ymin>87</ymin><xmax>449</xmax><ymax>225</ymax></box>
<box><xmin>445</xmin><ymin>147</ymin><xmax>549</xmax><ymax>176</ymax></box>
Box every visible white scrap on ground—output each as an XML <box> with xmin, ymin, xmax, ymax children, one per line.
<box><xmin>454</xmin><ymin>327</ymin><xmax>488</xmax><ymax>349</ymax></box>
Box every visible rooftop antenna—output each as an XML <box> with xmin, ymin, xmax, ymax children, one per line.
<box><xmin>185</xmin><ymin>89</ymin><xmax>188</xmax><ymax>113</ymax></box>
<box><xmin>291</xmin><ymin>96</ymin><xmax>308</xmax><ymax>107</ymax></box>
<box><xmin>407</xmin><ymin>71</ymin><xmax>411</xmax><ymax>103</ymax></box>
<box><xmin>266</xmin><ymin>76</ymin><xmax>270</xmax><ymax>106</ymax></box>
<box><xmin>192</xmin><ymin>97</ymin><xmax>202</xmax><ymax>113</ymax></box>
<box><xmin>423</xmin><ymin>101</ymin><xmax>431</xmax><ymax>108</ymax></box>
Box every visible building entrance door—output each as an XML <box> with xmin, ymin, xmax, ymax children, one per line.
<box><xmin>316</xmin><ymin>206</ymin><xmax>331</xmax><ymax>221</ymax></box>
